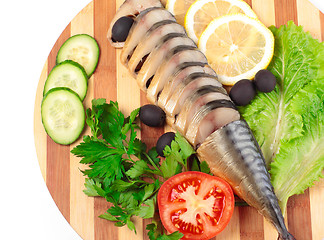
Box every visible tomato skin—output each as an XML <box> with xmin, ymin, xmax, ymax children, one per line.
<box><xmin>158</xmin><ymin>171</ymin><xmax>234</xmax><ymax>240</ymax></box>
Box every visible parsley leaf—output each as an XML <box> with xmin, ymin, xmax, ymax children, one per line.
<box><xmin>71</xmin><ymin>99</ymin><xmax>196</xmax><ymax>240</ymax></box>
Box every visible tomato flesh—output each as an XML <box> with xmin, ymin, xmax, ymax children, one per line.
<box><xmin>158</xmin><ymin>171</ymin><xmax>234</xmax><ymax>240</ymax></box>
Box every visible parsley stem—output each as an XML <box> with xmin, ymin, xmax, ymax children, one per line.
<box><xmin>143</xmin><ymin>152</ymin><xmax>163</xmax><ymax>176</ymax></box>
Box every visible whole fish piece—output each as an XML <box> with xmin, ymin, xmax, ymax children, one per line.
<box><xmin>197</xmin><ymin>120</ymin><xmax>295</xmax><ymax>240</ymax></box>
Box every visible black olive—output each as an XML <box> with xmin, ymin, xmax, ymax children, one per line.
<box><xmin>139</xmin><ymin>104</ymin><xmax>166</xmax><ymax>127</ymax></box>
<box><xmin>229</xmin><ymin>79</ymin><xmax>256</xmax><ymax>106</ymax></box>
<box><xmin>156</xmin><ymin>132</ymin><xmax>176</xmax><ymax>157</ymax></box>
<box><xmin>111</xmin><ymin>16</ymin><xmax>134</xmax><ymax>42</ymax></box>
<box><xmin>254</xmin><ymin>69</ymin><xmax>276</xmax><ymax>93</ymax></box>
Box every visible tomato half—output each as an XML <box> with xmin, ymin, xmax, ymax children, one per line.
<box><xmin>158</xmin><ymin>171</ymin><xmax>234</xmax><ymax>240</ymax></box>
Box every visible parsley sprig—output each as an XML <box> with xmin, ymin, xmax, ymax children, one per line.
<box><xmin>71</xmin><ymin>99</ymin><xmax>207</xmax><ymax>239</ymax></box>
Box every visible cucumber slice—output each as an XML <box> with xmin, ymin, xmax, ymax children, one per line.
<box><xmin>43</xmin><ymin>60</ymin><xmax>88</xmax><ymax>101</ymax></box>
<box><xmin>56</xmin><ymin>34</ymin><xmax>99</xmax><ymax>77</ymax></box>
<box><xmin>41</xmin><ymin>87</ymin><xmax>85</xmax><ymax>145</ymax></box>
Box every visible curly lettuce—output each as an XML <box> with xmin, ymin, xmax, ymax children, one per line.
<box><xmin>239</xmin><ymin>21</ymin><xmax>324</xmax><ymax>212</ymax></box>
<box><xmin>270</xmin><ymin>79</ymin><xmax>324</xmax><ymax>211</ymax></box>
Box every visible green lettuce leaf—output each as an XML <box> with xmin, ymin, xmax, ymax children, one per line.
<box><xmin>270</xmin><ymin>77</ymin><xmax>324</xmax><ymax>212</ymax></box>
<box><xmin>240</xmin><ymin>21</ymin><xmax>324</xmax><ymax>167</ymax></box>
<box><xmin>239</xmin><ymin>21</ymin><xmax>324</xmax><ymax>213</ymax></box>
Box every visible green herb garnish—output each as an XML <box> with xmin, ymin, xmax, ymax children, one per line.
<box><xmin>71</xmin><ymin>98</ymin><xmax>201</xmax><ymax>239</ymax></box>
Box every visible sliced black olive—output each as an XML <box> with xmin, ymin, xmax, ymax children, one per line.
<box><xmin>139</xmin><ymin>104</ymin><xmax>166</xmax><ymax>127</ymax></box>
<box><xmin>156</xmin><ymin>132</ymin><xmax>176</xmax><ymax>157</ymax></box>
<box><xmin>229</xmin><ymin>79</ymin><xmax>256</xmax><ymax>106</ymax></box>
<box><xmin>254</xmin><ymin>69</ymin><xmax>276</xmax><ymax>93</ymax></box>
<box><xmin>112</xmin><ymin>16</ymin><xmax>134</xmax><ymax>42</ymax></box>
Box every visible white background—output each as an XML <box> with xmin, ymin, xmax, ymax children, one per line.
<box><xmin>1</xmin><ymin>0</ymin><xmax>89</xmax><ymax>239</ymax></box>
<box><xmin>1</xmin><ymin>0</ymin><xmax>323</xmax><ymax>240</ymax></box>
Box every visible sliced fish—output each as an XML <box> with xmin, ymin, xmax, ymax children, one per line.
<box><xmin>120</xmin><ymin>8</ymin><xmax>175</xmax><ymax>65</ymax></box>
<box><xmin>136</xmin><ymin>34</ymin><xmax>196</xmax><ymax>91</ymax></box>
<box><xmin>128</xmin><ymin>22</ymin><xmax>187</xmax><ymax>77</ymax></box>
<box><xmin>185</xmin><ymin>100</ymin><xmax>239</xmax><ymax>147</ymax></box>
<box><xmin>107</xmin><ymin>0</ymin><xmax>162</xmax><ymax>48</ymax></box>
<box><xmin>146</xmin><ymin>46</ymin><xmax>208</xmax><ymax>104</ymax></box>
<box><xmin>164</xmin><ymin>72</ymin><xmax>222</xmax><ymax>118</ymax></box>
<box><xmin>175</xmin><ymin>85</ymin><xmax>230</xmax><ymax>135</ymax></box>
<box><xmin>157</xmin><ymin>64</ymin><xmax>217</xmax><ymax>109</ymax></box>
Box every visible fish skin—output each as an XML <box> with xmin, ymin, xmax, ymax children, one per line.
<box><xmin>197</xmin><ymin>120</ymin><xmax>295</xmax><ymax>240</ymax></box>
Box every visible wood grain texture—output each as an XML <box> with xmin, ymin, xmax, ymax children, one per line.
<box><xmin>287</xmin><ymin>189</ymin><xmax>313</xmax><ymax>240</ymax></box>
<box><xmin>274</xmin><ymin>0</ymin><xmax>298</xmax><ymax>27</ymax></box>
<box><xmin>46</xmin><ymin>24</ymin><xmax>71</xmax><ymax>222</ymax></box>
<box><xmin>93</xmin><ymin>0</ymin><xmax>119</xmax><ymax>239</ymax></box>
<box><xmin>33</xmin><ymin>0</ymin><xmax>324</xmax><ymax>239</ymax></box>
<box><xmin>70</xmin><ymin>3</ymin><xmax>95</xmax><ymax>240</ymax></box>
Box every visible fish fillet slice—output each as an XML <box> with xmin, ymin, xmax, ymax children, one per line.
<box><xmin>158</xmin><ymin>64</ymin><xmax>217</xmax><ymax>108</ymax></box>
<box><xmin>128</xmin><ymin>21</ymin><xmax>187</xmax><ymax>76</ymax></box>
<box><xmin>107</xmin><ymin>0</ymin><xmax>163</xmax><ymax>48</ymax></box>
<box><xmin>164</xmin><ymin>73</ymin><xmax>222</xmax><ymax>117</ymax></box>
<box><xmin>175</xmin><ymin>87</ymin><xmax>230</xmax><ymax>135</ymax></box>
<box><xmin>147</xmin><ymin>47</ymin><xmax>208</xmax><ymax>104</ymax></box>
<box><xmin>185</xmin><ymin>100</ymin><xmax>239</xmax><ymax>147</ymax></box>
<box><xmin>120</xmin><ymin>8</ymin><xmax>175</xmax><ymax>65</ymax></box>
<box><xmin>136</xmin><ymin>34</ymin><xmax>195</xmax><ymax>91</ymax></box>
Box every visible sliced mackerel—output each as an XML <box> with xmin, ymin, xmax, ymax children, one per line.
<box><xmin>120</xmin><ymin>8</ymin><xmax>175</xmax><ymax>65</ymax></box>
<box><xmin>185</xmin><ymin>100</ymin><xmax>239</xmax><ymax>147</ymax></box>
<box><xmin>107</xmin><ymin>0</ymin><xmax>162</xmax><ymax>48</ymax></box>
<box><xmin>164</xmin><ymin>73</ymin><xmax>222</xmax><ymax>118</ymax></box>
<box><xmin>146</xmin><ymin>46</ymin><xmax>208</xmax><ymax>104</ymax></box>
<box><xmin>128</xmin><ymin>21</ymin><xmax>187</xmax><ymax>76</ymax></box>
<box><xmin>136</xmin><ymin>34</ymin><xmax>195</xmax><ymax>91</ymax></box>
<box><xmin>175</xmin><ymin>85</ymin><xmax>230</xmax><ymax>135</ymax></box>
<box><xmin>157</xmin><ymin>63</ymin><xmax>217</xmax><ymax>109</ymax></box>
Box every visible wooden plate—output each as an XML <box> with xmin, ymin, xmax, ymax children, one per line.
<box><xmin>34</xmin><ymin>0</ymin><xmax>324</xmax><ymax>239</ymax></box>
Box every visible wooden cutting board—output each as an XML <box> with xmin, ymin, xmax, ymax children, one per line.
<box><xmin>34</xmin><ymin>0</ymin><xmax>324</xmax><ymax>239</ymax></box>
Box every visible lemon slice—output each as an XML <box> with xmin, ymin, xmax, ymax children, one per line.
<box><xmin>185</xmin><ymin>0</ymin><xmax>257</xmax><ymax>43</ymax></box>
<box><xmin>198</xmin><ymin>13</ymin><xmax>274</xmax><ymax>85</ymax></box>
<box><xmin>166</xmin><ymin>0</ymin><xmax>196</xmax><ymax>25</ymax></box>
